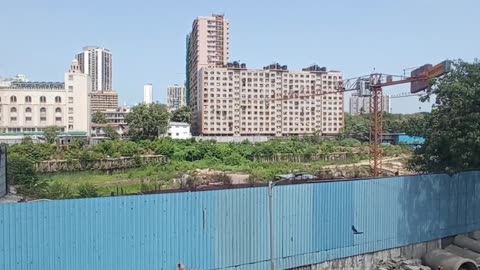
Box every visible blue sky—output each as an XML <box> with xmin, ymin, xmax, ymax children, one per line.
<box><xmin>1</xmin><ymin>0</ymin><xmax>478</xmax><ymax>113</ymax></box>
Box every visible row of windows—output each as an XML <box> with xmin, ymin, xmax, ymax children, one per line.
<box><xmin>7</xmin><ymin>107</ymin><xmax>63</xmax><ymax>113</ymax></box>
<box><xmin>9</xmin><ymin>116</ymin><xmax>63</xmax><ymax>122</ymax></box>
<box><xmin>2</xmin><ymin>96</ymin><xmax>62</xmax><ymax>104</ymax></box>
<box><xmin>202</xmin><ymin>70</ymin><xmax>342</xmax><ymax>79</ymax></box>
<box><xmin>204</xmin><ymin>127</ymin><xmax>340</xmax><ymax>132</ymax></box>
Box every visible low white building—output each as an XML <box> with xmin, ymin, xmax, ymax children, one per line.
<box><xmin>166</xmin><ymin>122</ymin><xmax>191</xmax><ymax>139</ymax></box>
<box><xmin>0</xmin><ymin>60</ymin><xmax>91</xmax><ymax>136</ymax></box>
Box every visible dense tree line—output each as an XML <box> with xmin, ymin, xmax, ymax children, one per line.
<box><xmin>406</xmin><ymin>61</ymin><xmax>480</xmax><ymax>174</ymax></box>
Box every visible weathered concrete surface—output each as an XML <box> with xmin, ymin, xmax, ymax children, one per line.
<box><xmin>423</xmin><ymin>249</ymin><xmax>477</xmax><ymax>270</ymax></box>
<box><xmin>444</xmin><ymin>245</ymin><xmax>480</xmax><ymax>264</ymax></box>
<box><xmin>469</xmin><ymin>230</ymin><xmax>480</xmax><ymax>241</ymax></box>
<box><xmin>292</xmin><ymin>239</ymin><xmax>441</xmax><ymax>270</ymax></box>
<box><xmin>453</xmin><ymin>235</ymin><xmax>480</xmax><ymax>253</ymax></box>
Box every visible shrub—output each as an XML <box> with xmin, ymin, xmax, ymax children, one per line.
<box><xmin>77</xmin><ymin>183</ymin><xmax>99</xmax><ymax>198</ymax></box>
<box><xmin>43</xmin><ymin>182</ymin><xmax>74</xmax><ymax>200</ymax></box>
<box><xmin>7</xmin><ymin>154</ymin><xmax>37</xmax><ymax>185</ymax></box>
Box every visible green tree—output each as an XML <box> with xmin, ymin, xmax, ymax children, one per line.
<box><xmin>44</xmin><ymin>126</ymin><xmax>60</xmax><ymax>144</ymax></box>
<box><xmin>341</xmin><ymin>113</ymin><xmax>370</xmax><ymax>142</ymax></box>
<box><xmin>92</xmin><ymin>111</ymin><xmax>108</xmax><ymax>124</ymax></box>
<box><xmin>103</xmin><ymin>126</ymin><xmax>119</xmax><ymax>140</ymax></box>
<box><xmin>408</xmin><ymin>60</ymin><xmax>480</xmax><ymax>174</ymax></box>
<box><xmin>171</xmin><ymin>106</ymin><xmax>192</xmax><ymax>124</ymax></box>
<box><xmin>126</xmin><ymin>103</ymin><xmax>170</xmax><ymax>140</ymax></box>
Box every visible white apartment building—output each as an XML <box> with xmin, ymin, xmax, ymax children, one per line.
<box><xmin>187</xmin><ymin>14</ymin><xmax>229</xmax><ymax>120</ymax></box>
<box><xmin>195</xmin><ymin>64</ymin><xmax>344</xmax><ymax>136</ymax></box>
<box><xmin>166</xmin><ymin>122</ymin><xmax>192</xmax><ymax>140</ymax></box>
<box><xmin>167</xmin><ymin>84</ymin><xmax>186</xmax><ymax>110</ymax></box>
<box><xmin>76</xmin><ymin>46</ymin><xmax>113</xmax><ymax>92</ymax></box>
<box><xmin>144</xmin><ymin>84</ymin><xmax>153</xmax><ymax>104</ymax></box>
<box><xmin>349</xmin><ymin>94</ymin><xmax>391</xmax><ymax>115</ymax></box>
<box><xmin>0</xmin><ymin>60</ymin><xmax>91</xmax><ymax>135</ymax></box>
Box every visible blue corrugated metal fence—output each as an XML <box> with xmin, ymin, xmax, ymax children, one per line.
<box><xmin>1</xmin><ymin>171</ymin><xmax>480</xmax><ymax>270</ymax></box>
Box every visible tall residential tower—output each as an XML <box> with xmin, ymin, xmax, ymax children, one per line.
<box><xmin>144</xmin><ymin>84</ymin><xmax>153</xmax><ymax>104</ymax></box>
<box><xmin>349</xmin><ymin>94</ymin><xmax>391</xmax><ymax>115</ymax></box>
<box><xmin>76</xmin><ymin>46</ymin><xmax>113</xmax><ymax>92</ymax></box>
<box><xmin>186</xmin><ymin>14</ymin><xmax>229</xmax><ymax>132</ymax></box>
<box><xmin>167</xmin><ymin>84</ymin><xmax>186</xmax><ymax>111</ymax></box>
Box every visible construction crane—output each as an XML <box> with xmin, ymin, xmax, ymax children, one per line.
<box><xmin>344</xmin><ymin>61</ymin><xmax>452</xmax><ymax>177</ymax></box>
<box><xmin>263</xmin><ymin>61</ymin><xmax>451</xmax><ymax>177</ymax></box>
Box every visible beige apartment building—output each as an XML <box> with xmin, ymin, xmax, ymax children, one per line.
<box><xmin>195</xmin><ymin>64</ymin><xmax>344</xmax><ymax>136</ymax></box>
<box><xmin>0</xmin><ymin>60</ymin><xmax>91</xmax><ymax>135</ymax></box>
<box><xmin>187</xmin><ymin>14</ymin><xmax>229</xmax><ymax>127</ymax></box>
<box><xmin>91</xmin><ymin>92</ymin><xmax>118</xmax><ymax>112</ymax></box>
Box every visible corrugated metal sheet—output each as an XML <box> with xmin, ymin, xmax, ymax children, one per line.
<box><xmin>2</xmin><ymin>172</ymin><xmax>480</xmax><ymax>270</ymax></box>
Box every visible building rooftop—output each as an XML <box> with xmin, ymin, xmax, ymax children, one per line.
<box><xmin>169</xmin><ymin>122</ymin><xmax>190</xmax><ymax>127</ymax></box>
<box><xmin>0</xmin><ymin>81</ymin><xmax>64</xmax><ymax>90</ymax></box>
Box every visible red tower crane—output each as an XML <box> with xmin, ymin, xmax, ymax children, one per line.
<box><xmin>265</xmin><ymin>61</ymin><xmax>451</xmax><ymax>177</ymax></box>
<box><xmin>347</xmin><ymin>61</ymin><xmax>452</xmax><ymax>177</ymax></box>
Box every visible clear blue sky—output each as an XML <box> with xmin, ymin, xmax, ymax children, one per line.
<box><xmin>1</xmin><ymin>0</ymin><xmax>478</xmax><ymax>113</ymax></box>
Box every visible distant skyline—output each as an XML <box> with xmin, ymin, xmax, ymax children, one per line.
<box><xmin>1</xmin><ymin>0</ymin><xmax>478</xmax><ymax>113</ymax></box>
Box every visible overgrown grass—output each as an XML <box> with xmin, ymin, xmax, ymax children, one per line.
<box><xmin>37</xmin><ymin>157</ymin><xmax>373</xmax><ymax>198</ymax></box>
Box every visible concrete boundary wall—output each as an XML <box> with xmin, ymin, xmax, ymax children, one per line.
<box><xmin>1</xmin><ymin>171</ymin><xmax>480</xmax><ymax>270</ymax></box>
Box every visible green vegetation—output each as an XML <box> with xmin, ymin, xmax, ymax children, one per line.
<box><xmin>91</xmin><ymin>111</ymin><xmax>108</xmax><ymax>124</ymax></box>
<box><xmin>44</xmin><ymin>126</ymin><xmax>60</xmax><ymax>144</ymax></box>
<box><xmin>170</xmin><ymin>106</ymin><xmax>192</xmax><ymax>124</ymax></box>
<box><xmin>126</xmin><ymin>103</ymin><xmax>170</xmax><ymax>141</ymax></box>
<box><xmin>6</xmin><ymin>136</ymin><xmax>410</xmax><ymax>199</ymax></box>
<box><xmin>341</xmin><ymin>112</ymin><xmax>427</xmax><ymax>142</ymax></box>
<box><xmin>407</xmin><ymin>60</ymin><xmax>480</xmax><ymax>174</ymax></box>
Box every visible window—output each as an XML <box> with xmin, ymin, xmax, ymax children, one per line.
<box><xmin>40</xmin><ymin>116</ymin><xmax>46</xmax><ymax>121</ymax></box>
<box><xmin>25</xmin><ymin>96</ymin><xmax>32</xmax><ymax>103</ymax></box>
<box><xmin>68</xmin><ymin>107</ymin><xmax>74</xmax><ymax>113</ymax></box>
<box><xmin>25</xmin><ymin>117</ymin><xmax>32</xmax><ymax>122</ymax></box>
<box><xmin>10</xmin><ymin>107</ymin><xmax>17</xmax><ymax>113</ymax></box>
<box><xmin>68</xmin><ymin>97</ymin><xmax>74</xmax><ymax>103</ymax></box>
<box><xmin>55</xmin><ymin>117</ymin><xmax>62</xmax><ymax>122</ymax></box>
<box><xmin>68</xmin><ymin>86</ymin><xmax>73</xmax><ymax>91</ymax></box>
<box><xmin>10</xmin><ymin>117</ymin><xmax>17</xmax><ymax>121</ymax></box>
<box><xmin>55</xmin><ymin>96</ymin><xmax>61</xmax><ymax>103</ymax></box>
<box><xmin>40</xmin><ymin>96</ymin><xmax>46</xmax><ymax>103</ymax></box>
<box><xmin>55</xmin><ymin>107</ymin><xmax>62</xmax><ymax>113</ymax></box>
<box><xmin>40</xmin><ymin>107</ymin><xmax>46</xmax><ymax>113</ymax></box>
<box><xmin>10</xmin><ymin>96</ymin><xmax>17</xmax><ymax>103</ymax></box>
<box><xmin>25</xmin><ymin>107</ymin><xmax>32</xmax><ymax>113</ymax></box>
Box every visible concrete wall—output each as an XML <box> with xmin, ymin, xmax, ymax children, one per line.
<box><xmin>1</xmin><ymin>172</ymin><xmax>480</xmax><ymax>270</ymax></box>
<box><xmin>194</xmin><ymin>135</ymin><xmax>272</xmax><ymax>143</ymax></box>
